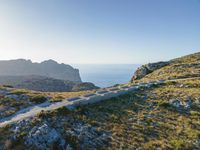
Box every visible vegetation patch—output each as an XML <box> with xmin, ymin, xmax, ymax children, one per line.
<box><xmin>29</xmin><ymin>95</ymin><xmax>47</xmax><ymax>104</ymax></box>
<box><xmin>10</xmin><ymin>89</ymin><xmax>29</xmax><ymax>95</ymax></box>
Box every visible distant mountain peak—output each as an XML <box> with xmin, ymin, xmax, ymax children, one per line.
<box><xmin>0</xmin><ymin>59</ymin><xmax>82</xmax><ymax>83</ymax></box>
<box><xmin>41</xmin><ymin>59</ymin><xmax>58</xmax><ymax>65</ymax></box>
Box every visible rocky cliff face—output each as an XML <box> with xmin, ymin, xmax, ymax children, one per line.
<box><xmin>0</xmin><ymin>59</ymin><xmax>82</xmax><ymax>83</ymax></box>
<box><xmin>131</xmin><ymin>61</ymin><xmax>170</xmax><ymax>81</ymax></box>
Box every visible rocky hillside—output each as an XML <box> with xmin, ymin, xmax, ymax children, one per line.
<box><xmin>0</xmin><ymin>59</ymin><xmax>81</xmax><ymax>83</ymax></box>
<box><xmin>0</xmin><ymin>52</ymin><xmax>199</xmax><ymax>150</ymax></box>
<box><xmin>131</xmin><ymin>52</ymin><xmax>200</xmax><ymax>82</ymax></box>
<box><xmin>0</xmin><ymin>75</ymin><xmax>99</xmax><ymax>92</ymax></box>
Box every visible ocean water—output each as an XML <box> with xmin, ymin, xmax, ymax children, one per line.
<box><xmin>73</xmin><ymin>64</ymin><xmax>140</xmax><ymax>88</ymax></box>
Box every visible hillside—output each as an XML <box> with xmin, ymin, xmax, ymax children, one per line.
<box><xmin>0</xmin><ymin>59</ymin><xmax>82</xmax><ymax>83</ymax></box>
<box><xmin>131</xmin><ymin>52</ymin><xmax>200</xmax><ymax>82</ymax></box>
<box><xmin>0</xmin><ymin>75</ymin><xmax>99</xmax><ymax>92</ymax></box>
<box><xmin>0</xmin><ymin>52</ymin><xmax>199</xmax><ymax>150</ymax></box>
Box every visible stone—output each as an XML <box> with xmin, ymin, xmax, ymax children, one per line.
<box><xmin>25</xmin><ymin>123</ymin><xmax>65</xmax><ymax>149</ymax></box>
<box><xmin>66</xmin><ymin>144</ymin><xmax>73</xmax><ymax>150</ymax></box>
<box><xmin>5</xmin><ymin>94</ymin><xmax>20</xmax><ymax>101</ymax></box>
<box><xmin>169</xmin><ymin>99</ymin><xmax>181</xmax><ymax>108</ymax></box>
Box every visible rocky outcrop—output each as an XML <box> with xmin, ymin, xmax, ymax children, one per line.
<box><xmin>10</xmin><ymin>116</ymin><xmax>111</xmax><ymax>150</ymax></box>
<box><xmin>131</xmin><ymin>61</ymin><xmax>170</xmax><ymax>81</ymax></box>
<box><xmin>0</xmin><ymin>59</ymin><xmax>81</xmax><ymax>83</ymax></box>
<box><xmin>25</xmin><ymin>123</ymin><xmax>65</xmax><ymax>150</ymax></box>
<box><xmin>65</xmin><ymin>122</ymin><xmax>111</xmax><ymax>149</ymax></box>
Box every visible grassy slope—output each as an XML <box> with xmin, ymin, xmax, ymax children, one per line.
<box><xmin>0</xmin><ymin>87</ymin><xmax>92</xmax><ymax>119</ymax></box>
<box><xmin>71</xmin><ymin>52</ymin><xmax>200</xmax><ymax>149</ymax></box>
<box><xmin>72</xmin><ymin>78</ymin><xmax>200</xmax><ymax>149</ymax></box>
<box><xmin>134</xmin><ymin>52</ymin><xmax>200</xmax><ymax>83</ymax></box>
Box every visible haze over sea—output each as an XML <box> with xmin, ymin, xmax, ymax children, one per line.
<box><xmin>73</xmin><ymin>64</ymin><xmax>140</xmax><ymax>88</ymax></box>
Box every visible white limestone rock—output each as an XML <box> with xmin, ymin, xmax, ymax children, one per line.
<box><xmin>25</xmin><ymin>123</ymin><xmax>65</xmax><ymax>150</ymax></box>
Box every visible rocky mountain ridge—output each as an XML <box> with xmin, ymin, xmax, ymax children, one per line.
<box><xmin>0</xmin><ymin>59</ymin><xmax>82</xmax><ymax>83</ymax></box>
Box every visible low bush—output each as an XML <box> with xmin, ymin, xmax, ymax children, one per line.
<box><xmin>2</xmin><ymin>85</ymin><xmax>14</xmax><ymax>88</ymax></box>
<box><xmin>55</xmin><ymin>106</ymin><xmax>71</xmax><ymax>115</ymax></box>
<box><xmin>29</xmin><ymin>95</ymin><xmax>47</xmax><ymax>104</ymax></box>
<box><xmin>51</xmin><ymin>96</ymin><xmax>64</xmax><ymax>102</ymax></box>
<box><xmin>170</xmin><ymin>139</ymin><xmax>192</xmax><ymax>150</ymax></box>
<box><xmin>158</xmin><ymin>101</ymin><xmax>171</xmax><ymax>108</ymax></box>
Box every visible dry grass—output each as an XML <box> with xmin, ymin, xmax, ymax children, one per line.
<box><xmin>70</xmin><ymin>78</ymin><xmax>200</xmax><ymax>149</ymax></box>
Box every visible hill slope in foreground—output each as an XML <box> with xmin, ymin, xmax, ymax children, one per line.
<box><xmin>0</xmin><ymin>52</ymin><xmax>200</xmax><ymax>150</ymax></box>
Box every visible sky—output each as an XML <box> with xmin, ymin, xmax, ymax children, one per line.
<box><xmin>0</xmin><ymin>0</ymin><xmax>200</xmax><ymax>64</ymax></box>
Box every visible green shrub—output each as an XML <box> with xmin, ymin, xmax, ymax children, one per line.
<box><xmin>170</xmin><ymin>139</ymin><xmax>192</xmax><ymax>150</ymax></box>
<box><xmin>158</xmin><ymin>101</ymin><xmax>171</xmax><ymax>108</ymax></box>
<box><xmin>55</xmin><ymin>106</ymin><xmax>71</xmax><ymax>115</ymax></box>
<box><xmin>30</xmin><ymin>95</ymin><xmax>47</xmax><ymax>104</ymax></box>
<box><xmin>51</xmin><ymin>96</ymin><xmax>63</xmax><ymax>102</ymax></box>
<box><xmin>165</xmin><ymin>81</ymin><xmax>177</xmax><ymax>85</ymax></box>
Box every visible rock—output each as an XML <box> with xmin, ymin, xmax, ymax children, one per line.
<box><xmin>25</xmin><ymin>123</ymin><xmax>65</xmax><ymax>150</ymax></box>
<box><xmin>65</xmin><ymin>122</ymin><xmax>111</xmax><ymax>149</ymax></box>
<box><xmin>66</xmin><ymin>144</ymin><xmax>73</xmax><ymax>150</ymax></box>
<box><xmin>169</xmin><ymin>99</ymin><xmax>181</xmax><ymax>108</ymax></box>
<box><xmin>195</xmin><ymin>98</ymin><xmax>200</xmax><ymax>104</ymax></box>
<box><xmin>179</xmin><ymin>84</ymin><xmax>184</xmax><ymax>88</ymax></box>
<box><xmin>169</xmin><ymin>98</ymin><xmax>193</xmax><ymax>110</ymax></box>
<box><xmin>131</xmin><ymin>61</ymin><xmax>170</xmax><ymax>81</ymax></box>
<box><xmin>5</xmin><ymin>94</ymin><xmax>20</xmax><ymax>101</ymax></box>
<box><xmin>184</xmin><ymin>96</ymin><xmax>192</xmax><ymax>109</ymax></box>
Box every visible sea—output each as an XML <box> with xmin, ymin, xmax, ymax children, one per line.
<box><xmin>73</xmin><ymin>64</ymin><xmax>140</xmax><ymax>88</ymax></box>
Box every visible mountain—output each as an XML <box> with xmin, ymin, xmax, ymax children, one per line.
<box><xmin>0</xmin><ymin>59</ymin><xmax>100</xmax><ymax>92</ymax></box>
<box><xmin>0</xmin><ymin>59</ymin><xmax>82</xmax><ymax>83</ymax></box>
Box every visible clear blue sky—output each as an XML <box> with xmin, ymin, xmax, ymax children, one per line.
<box><xmin>0</xmin><ymin>0</ymin><xmax>199</xmax><ymax>64</ymax></box>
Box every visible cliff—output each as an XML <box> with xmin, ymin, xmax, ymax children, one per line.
<box><xmin>0</xmin><ymin>59</ymin><xmax>82</xmax><ymax>83</ymax></box>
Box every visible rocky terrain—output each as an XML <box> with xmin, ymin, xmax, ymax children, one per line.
<box><xmin>0</xmin><ymin>59</ymin><xmax>99</xmax><ymax>92</ymax></box>
<box><xmin>0</xmin><ymin>86</ymin><xmax>92</xmax><ymax>120</ymax></box>
<box><xmin>0</xmin><ymin>75</ymin><xmax>99</xmax><ymax>92</ymax></box>
<box><xmin>131</xmin><ymin>52</ymin><xmax>200</xmax><ymax>82</ymax></box>
<box><xmin>0</xmin><ymin>59</ymin><xmax>81</xmax><ymax>83</ymax></box>
<box><xmin>0</xmin><ymin>52</ymin><xmax>199</xmax><ymax>150</ymax></box>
